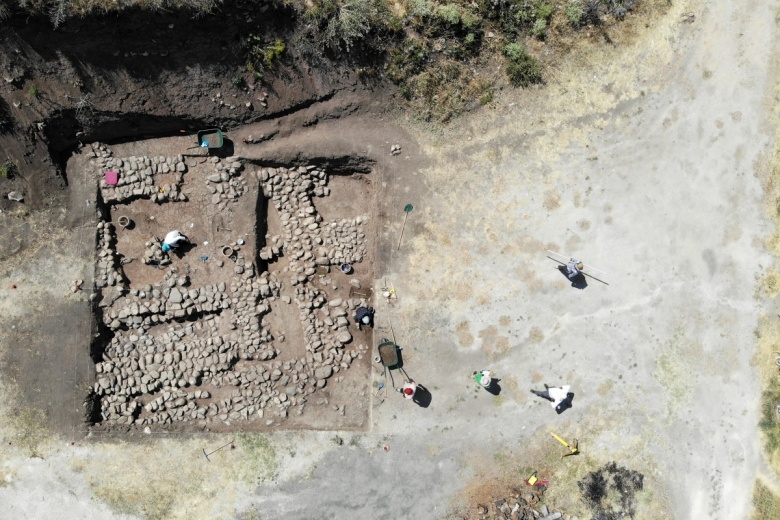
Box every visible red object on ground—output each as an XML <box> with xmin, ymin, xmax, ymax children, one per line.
<box><xmin>404</xmin><ymin>388</ymin><xmax>414</xmax><ymax>395</ymax></box>
<box><xmin>104</xmin><ymin>170</ymin><xmax>119</xmax><ymax>186</ymax></box>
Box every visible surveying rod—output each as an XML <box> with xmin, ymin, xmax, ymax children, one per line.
<box><xmin>545</xmin><ymin>250</ymin><xmax>607</xmax><ymax>275</ymax></box>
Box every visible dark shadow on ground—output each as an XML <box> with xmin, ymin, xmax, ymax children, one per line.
<box><xmin>555</xmin><ymin>392</ymin><xmax>575</xmax><ymax>414</ymax></box>
<box><xmin>485</xmin><ymin>379</ymin><xmax>501</xmax><ymax>395</ymax></box>
<box><xmin>557</xmin><ymin>266</ymin><xmax>588</xmax><ymax>290</ymax></box>
<box><xmin>412</xmin><ymin>384</ymin><xmax>432</xmax><ymax>408</ymax></box>
<box><xmin>171</xmin><ymin>239</ymin><xmax>197</xmax><ymax>259</ymax></box>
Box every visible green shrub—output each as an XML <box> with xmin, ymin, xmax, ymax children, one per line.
<box><xmin>386</xmin><ymin>41</ymin><xmax>430</xmax><ymax>83</ymax></box>
<box><xmin>460</xmin><ymin>9</ymin><xmax>479</xmax><ymax>29</ymax></box>
<box><xmin>565</xmin><ymin>0</ymin><xmax>585</xmax><ymax>26</ymax></box>
<box><xmin>407</xmin><ymin>0</ymin><xmax>434</xmax><ymax>18</ymax></box>
<box><xmin>323</xmin><ymin>0</ymin><xmax>396</xmax><ymax>50</ymax></box>
<box><xmin>0</xmin><ymin>161</ymin><xmax>16</xmax><ymax>179</ymax></box>
<box><xmin>504</xmin><ymin>43</ymin><xmax>542</xmax><ymax>87</ymax></box>
<box><xmin>509</xmin><ymin>4</ymin><xmax>535</xmax><ymax>29</ymax></box>
<box><xmin>535</xmin><ymin>2</ymin><xmax>553</xmax><ymax>21</ymax></box>
<box><xmin>531</xmin><ymin>18</ymin><xmax>547</xmax><ymax>38</ymax></box>
<box><xmin>479</xmin><ymin>87</ymin><xmax>494</xmax><ymax>105</ymax></box>
<box><xmin>760</xmin><ymin>378</ymin><xmax>780</xmax><ymax>453</ymax></box>
<box><xmin>25</xmin><ymin>82</ymin><xmax>39</xmax><ymax>100</ymax></box>
<box><xmin>435</xmin><ymin>4</ymin><xmax>461</xmax><ymax>25</ymax></box>
<box><xmin>503</xmin><ymin>42</ymin><xmax>526</xmax><ymax>61</ymax></box>
<box><xmin>245</xmin><ymin>37</ymin><xmax>286</xmax><ymax>79</ymax></box>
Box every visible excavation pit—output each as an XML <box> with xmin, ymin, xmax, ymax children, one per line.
<box><xmin>80</xmin><ymin>133</ymin><xmax>376</xmax><ymax>432</ymax></box>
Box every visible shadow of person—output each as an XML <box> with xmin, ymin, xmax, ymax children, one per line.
<box><xmin>172</xmin><ymin>240</ymin><xmax>196</xmax><ymax>259</ymax></box>
<box><xmin>485</xmin><ymin>379</ymin><xmax>502</xmax><ymax>396</ymax></box>
<box><xmin>557</xmin><ymin>266</ymin><xmax>588</xmax><ymax>290</ymax></box>
<box><xmin>412</xmin><ymin>384</ymin><xmax>432</xmax><ymax>408</ymax></box>
<box><xmin>554</xmin><ymin>392</ymin><xmax>575</xmax><ymax>415</ymax></box>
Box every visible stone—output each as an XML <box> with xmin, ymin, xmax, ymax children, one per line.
<box><xmin>314</xmin><ymin>366</ymin><xmax>333</xmax><ymax>379</ymax></box>
<box><xmin>328</xmin><ymin>298</ymin><xmax>343</xmax><ymax>307</ymax></box>
<box><xmin>336</xmin><ymin>331</ymin><xmax>352</xmax><ymax>344</ymax></box>
<box><xmin>168</xmin><ymin>288</ymin><xmax>183</xmax><ymax>303</ymax></box>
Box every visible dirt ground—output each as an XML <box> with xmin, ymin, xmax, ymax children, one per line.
<box><xmin>1</xmin><ymin>0</ymin><xmax>779</xmax><ymax>518</ymax></box>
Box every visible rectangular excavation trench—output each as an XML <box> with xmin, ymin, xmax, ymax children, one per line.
<box><xmin>81</xmin><ymin>135</ymin><xmax>374</xmax><ymax>432</ymax></box>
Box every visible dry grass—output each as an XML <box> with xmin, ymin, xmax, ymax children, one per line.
<box><xmin>755</xmin><ymin>73</ymin><xmax>780</xmax><ymax>477</ymax></box>
<box><xmin>14</xmin><ymin>0</ymin><xmax>221</xmax><ymax>24</ymax></box>
<box><xmin>451</xmin><ymin>444</ymin><xmax>609</xmax><ymax>518</ymax></box>
<box><xmin>528</xmin><ymin>326</ymin><xmax>545</xmax><ymax>343</ymax></box>
<box><xmin>456</xmin><ymin>320</ymin><xmax>475</xmax><ymax>347</ymax></box>
<box><xmin>653</xmin><ymin>326</ymin><xmax>701</xmax><ymax>415</ymax></box>
<box><xmin>7</xmin><ymin>406</ymin><xmax>48</xmax><ymax>458</ymax></box>
<box><xmin>597</xmin><ymin>378</ymin><xmax>615</xmax><ymax>397</ymax></box>
<box><xmin>73</xmin><ymin>434</ymin><xmax>278</xmax><ymax>520</ymax></box>
<box><xmin>751</xmin><ymin>479</ymin><xmax>780</xmax><ymax>520</ymax></box>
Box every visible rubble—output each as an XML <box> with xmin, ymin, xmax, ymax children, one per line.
<box><xmin>85</xmin><ymin>143</ymin><xmax>372</xmax><ymax>430</ymax></box>
<box><xmin>92</xmin><ymin>144</ymin><xmax>188</xmax><ymax>204</ymax></box>
<box><xmin>477</xmin><ymin>488</ymin><xmax>564</xmax><ymax>520</ymax></box>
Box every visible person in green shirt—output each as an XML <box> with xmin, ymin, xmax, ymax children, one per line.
<box><xmin>473</xmin><ymin>370</ymin><xmax>493</xmax><ymax>388</ymax></box>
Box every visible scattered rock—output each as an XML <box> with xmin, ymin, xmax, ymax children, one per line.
<box><xmin>168</xmin><ymin>288</ymin><xmax>183</xmax><ymax>303</ymax></box>
<box><xmin>314</xmin><ymin>366</ymin><xmax>333</xmax><ymax>379</ymax></box>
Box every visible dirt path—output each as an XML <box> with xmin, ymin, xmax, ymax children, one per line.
<box><xmin>251</xmin><ymin>0</ymin><xmax>780</xmax><ymax>518</ymax></box>
<box><xmin>364</xmin><ymin>0</ymin><xmax>778</xmax><ymax>518</ymax></box>
<box><xmin>0</xmin><ymin>0</ymin><xmax>778</xmax><ymax>518</ymax></box>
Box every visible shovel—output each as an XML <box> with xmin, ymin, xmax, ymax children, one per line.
<box><xmin>396</xmin><ymin>204</ymin><xmax>414</xmax><ymax>251</ymax></box>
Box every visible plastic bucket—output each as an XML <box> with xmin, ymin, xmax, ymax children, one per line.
<box><xmin>222</xmin><ymin>246</ymin><xmax>234</xmax><ymax>257</ymax></box>
<box><xmin>117</xmin><ymin>216</ymin><xmax>131</xmax><ymax>228</ymax></box>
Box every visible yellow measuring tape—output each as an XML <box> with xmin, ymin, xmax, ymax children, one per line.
<box><xmin>550</xmin><ymin>432</ymin><xmax>579</xmax><ymax>458</ymax></box>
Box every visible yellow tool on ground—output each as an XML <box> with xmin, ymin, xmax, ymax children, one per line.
<box><xmin>526</xmin><ymin>472</ymin><xmax>539</xmax><ymax>486</ymax></box>
<box><xmin>550</xmin><ymin>432</ymin><xmax>579</xmax><ymax>458</ymax></box>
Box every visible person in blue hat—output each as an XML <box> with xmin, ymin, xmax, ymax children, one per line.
<box><xmin>162</xmin><ymin>230</ymin><xmax>188</xmax><ymax>253</ymax></box>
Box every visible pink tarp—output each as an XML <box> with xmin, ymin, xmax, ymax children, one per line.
<box><xmin>104</xmin><ymin>170</ymin><xmax>119</xmax><ymax>186</ymax></box>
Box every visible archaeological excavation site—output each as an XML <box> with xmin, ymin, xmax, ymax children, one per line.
<box><xmin>80</xmin><ymin>134</ymin><xmax>376</xmax><ymax>432</ymax></box>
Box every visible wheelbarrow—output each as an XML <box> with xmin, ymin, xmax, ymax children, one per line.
<box><xmin>188</xmin><ymin>129</ymin><xmax>224</xmax><ymax>154</ymax></box>
<box><xmin>377</xmin><ymin>338</ymin><xmax>410</xmax><ymax>388</ymax></box>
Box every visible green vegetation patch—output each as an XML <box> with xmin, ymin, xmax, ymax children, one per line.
<box><xmin>244</xmin><ymin>37</ymin><xmax>286</xmax><ymax>80</ymax></box>
<box><xmin>503</xmin><ymin>42</ymin><xmax>542</xmax><ymax>87</ymax></box>
<box><xmin>303</xmin><ymin>0</ymin><xmax>400</xmax><ymax>52</ymax></box>
<box><xmin>759</xmin><ymin>378</ymin><xmax>780</xmax><ymax>455</ymax></box>
<box><xmin>0</xmin><ymin>161</ymin><xmax>16</xmax><ymax>179</ymax></box>
<box><xmin>24</xmin><ymin>81</ymin><xmax>39</xmax><ymax>100</ymax></box>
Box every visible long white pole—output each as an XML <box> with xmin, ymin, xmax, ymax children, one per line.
<box><xmin>545</xmin><ymin>250</ymin><xmax>607</xmax><ymax>275</ymax></box>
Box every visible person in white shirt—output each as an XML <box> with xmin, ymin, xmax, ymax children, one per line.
<box><xmin>162</xmin><ymin>230</ymin><xmax>188</xmax><ymax>253</ymax></box>
<box><xmin>399</xmin><ymin>380</ymin><xmax>418</xmax><ymax>400</ymax></box>
<box><xmin>565</xmin><ymin>259</ymin><xmax>584</xmax><ymax>279</ymax></box>
<box><xmin>531</xmin><ymin>384</ymin><xmax>573</xmax><ymax>414</ymax></box>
